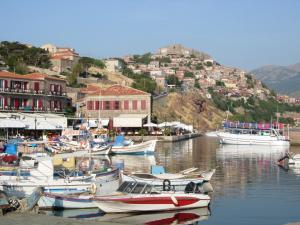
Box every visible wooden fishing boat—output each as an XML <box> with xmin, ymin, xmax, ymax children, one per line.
<box><xmin>38</xmin><ymin>192</ymin><xmax>96</xmax><ymax>209</ymax></box>
<box><xmin>0</xmin><ymin>156</ymin><xmax>120</xmax><ymax>198</ymax></box>
<box><xmin>111</xmin><ymin>140</ymin><xmax>157</xmax><ymax>155</ymax></box>
<box><xmin>92</xmin><ymin>181</ymin><xmax>211</xmax><ymax>213</ymax></box>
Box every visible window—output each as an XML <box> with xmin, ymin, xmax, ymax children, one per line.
<box><xmin>132</xmin><ymin>100</ymin><xmax>137</xmax><ymax>110</ymax></box>
<box><xmin>131</xmin><ymin>183</ymin><xmax>146</xmax><ymax>194</ymax></box>
<box><xmin>124</xmin><ymin>100</ymin><xmax>129</xmax><ymax>110</ymax></box>
<box><xmin>87</xmin><ymin>101</ymin><xmax>94</xmax><ymax>110</ymax></box>
<box><xmin>95</xmin><ymin>101</ymin><xmax>100</xmax><ymax>110</ymax></box>
<box><xmin>141</xmin><ymin>100</ymin><xmax>146</xmax><ymax>110</ymax></box>
<box><xmin>114</xmin><ymin>101</ymin><xmax>120</xmax><ymax>110</ymax></box>
<box><xmin>34</xmin><ymin>82</ymin><xmax>40</xmax><ymax>91</ymax></box>
<box><xmin>104</xmin><ymin>101</ymin><xmax>110</xmax><ymax>110</ymax></box>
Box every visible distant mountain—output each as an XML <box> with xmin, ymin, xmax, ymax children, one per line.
<box><xmin>251</xmin><ymin>63</ymin><xmax>300</xmax><ymax>97</ymax></box>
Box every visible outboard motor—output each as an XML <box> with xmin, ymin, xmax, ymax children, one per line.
<box><xmin>277</xmin><ymin>153</ymin><xmax>290</xmax><ymax>169</ymax></box>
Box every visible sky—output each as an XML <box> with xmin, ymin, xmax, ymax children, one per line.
<box><xmin>1</xmin><ymin>0</ymin><xmax>300</xmax><ymax>70</ymax></box>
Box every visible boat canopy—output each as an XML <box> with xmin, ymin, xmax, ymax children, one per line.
<box><xmin>223</xmin><ymin>121</ymin><xmax>285</xmax><ymax>130</ymax></box>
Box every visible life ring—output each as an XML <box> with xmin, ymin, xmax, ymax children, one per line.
<box><xmin>163</xmin><ymin>179</ymin><xmax>171</xmax><ymax>191</ymax></box>
<box><xmin>90</xmin><ymin>183</ymin><xmax>97</xmax><ymax>194</ymax></box>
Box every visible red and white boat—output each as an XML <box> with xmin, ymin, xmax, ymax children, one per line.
<box><xmin>92</xmin><ymin>181</ymin><xmax>210</xmax><ymax>213</ymax></box>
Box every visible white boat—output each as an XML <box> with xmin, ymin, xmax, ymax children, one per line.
<box><xmin>111</xmin><ymin>140</ymin><xmax>157</xmax><ymax>155</ymax></box>
<box><xmin>121</xmin><ymin>167</ymin><xmax>215</xmax><ymax>192</ymax></box>
<box><xmin>92</xmin><ymin>181</ymin><xmax>210</xmax><ymax>213</ymax></box>
<box><xmin>0</xmin><ymin>156</ymin><xmax>120</xmax><ymax>198</ymax></box>
<box><xmin>38</xmin><ymin>192</ymin><xmax>96</xmax><ymax>209</ymax></box>
<box><xmin>217</xmin><ymin>128</ymin><xmax>290</xmax><ymax>146</ymax></box>
<box><xmin>45</xmin><ymin>144</ymin><xmax>112</xmax><ymax>157</ymax></box>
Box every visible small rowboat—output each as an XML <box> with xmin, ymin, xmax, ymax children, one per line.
<box><xmin>111</xmin><ymin>140</ymin><xmax>157</xmax><ymax>155</ymax></box>
<box><xmin>92</xmin><ymin>181</ymin><xmax>210</xmax><ymax>213</ymax></box>
<box><xmin>38</xmin><ymin>192</ymin><xmax>96</xmax><ymax>209</ymax></box>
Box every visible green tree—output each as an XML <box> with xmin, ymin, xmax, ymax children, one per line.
<box><xmin>184</xmin><ymin>71</ymin><xmax>194</xmax><ymax>78</ymax></box>
<box><xmin>79</xmin><ymin>57</ymin><xmax>105</xmax><ymax>69</ymax></box>
<box><xmin>67</xmin><ymin>63</ymin><xmax>83</xmax><ymax>86</ymax></box>
<box><xmin>166</xmin><ymin>75</ymin><xmax>181</xmax><ymax>86</ymax></box>
<box><xmin>133</xmin><ymin>53</ymin><xmax>152</xmax><ymax>64</ymax></box>
<box><xmin>194</xmin><ymin>80</ymin><xmax>201</xmax><ymax>89</ymax></box>
<box><xmin>216</xmin><ymin>80</ymin><xmax>225</xmax><ymax>87</ymax></box>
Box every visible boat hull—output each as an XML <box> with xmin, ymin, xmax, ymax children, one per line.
<box><xmin>38</xmin><ymin>193</ymin><xmax>96</xmax><ymax>209</ymax></box>
<box><xmin>218</xmin><ymin>132</ymin><xmax>290</xmax><ymax>146</ymax></box>
<box><xmin>111</xmin><ymin>140</ymin><xmax>157</xmax><ymax>155</ymax></box>
<box><xmin>92</xmin><ymin>194</ymin><xmax>210</xmax><ymax>213</ymax></box>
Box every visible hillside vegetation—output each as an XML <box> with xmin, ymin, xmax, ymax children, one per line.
<box><xmin>153</xmin><ymin>91</ymin><xmax>226</xmax><ymax>131</ymax></box>
<box><xmin>0</xmin><ymin>41</ymin><xmax>51</xmax><ymax>74</ymax></box>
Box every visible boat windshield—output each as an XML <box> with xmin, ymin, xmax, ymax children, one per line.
<box><xmin>117</xmin><ymin>181</ymin><xmax>154</xmax><ymax>194</ymax></box>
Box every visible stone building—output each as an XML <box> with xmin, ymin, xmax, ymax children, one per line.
<box><xmin>76</xmin><ymin>84</ymin><xmax>151</xmax><ymax>128</ymax></box>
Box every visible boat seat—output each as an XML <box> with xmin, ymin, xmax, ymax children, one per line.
<box><xmin>184</xmin><ymin>182</ymin><xmax>196</xmax><ymax>193</ymax></box>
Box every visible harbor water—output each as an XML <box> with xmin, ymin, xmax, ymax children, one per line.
<box><xmin>49</xmin><ymin>136</ymin><xmax>300</xmax><ymax>225</ymax></box>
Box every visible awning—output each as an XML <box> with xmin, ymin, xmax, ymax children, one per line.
<box><xmin>113</xmin><ymin>114</ymin><xmax>148</xmax><ymax>128</ymax></box>
<box><xmin>143</xmin><ymin>122</ymin><xmax>158</xmax><ymax>127</ymax></box>
<box><xmin>0</xmin><ymin>119</ymin><xmax>26</xmax><ymax>128</ymax></box>
<box><xmin>24</xmin><ymin>120</ymin><xmax>63</xmax><ymax>130</ymax></box>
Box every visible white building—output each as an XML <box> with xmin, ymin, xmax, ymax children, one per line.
<box><xmin>105</xmin><ymin>59</ymin><xmax>124</xmax><ymax>72</ymax></box>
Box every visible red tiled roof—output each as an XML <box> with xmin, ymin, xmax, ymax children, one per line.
<box><xmin>50</xmin><ymin>55</ymin><xmax>72</xmax><ymax>60</ymax></box>
<box><xmin>81</xmin><ymin>84</ymin><xmax>149</xmax><ymax>96</ymax></box>
<box><xmin>0</xmin><ymin>71</ymin><xmax>66</xmax><ymax>82</ymax></box>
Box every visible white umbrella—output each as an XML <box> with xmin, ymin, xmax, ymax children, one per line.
<box><xmin>143</xmin><ymin>122</ymin><xmax>158</xmax><ymax>127</ymax></box>
<box><xmin>158</xmin><ymin>122</ymin><xmax>173</xmax><ymax>128</ymax></box>
<box><xmin>0</xmin><ymin>119</ymin><xmax>26</xmax><ymax>128</ymax></box>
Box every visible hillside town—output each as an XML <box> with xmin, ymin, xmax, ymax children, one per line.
<box><xmin>1</xmin><ymin>41</ymin><xmax>300</xmax><ymax>131</ymax></box>
<box><xmin>2</xmin><ymin>1</ymin><xmax>300</xmax><ymax>225</ymax></box>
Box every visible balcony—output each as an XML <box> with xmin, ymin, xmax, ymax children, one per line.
<box><xmin>48</xmin><ymin>91</ymin><xmax>67</xmax><ymax>97</ymax></box>
<box><xmin>0</xmin><ymin>105</ymin><xmax>64</xmax><ymax>114</ymax></box>
<box><xmin>0</xmin><ymin>88</ymin><xmax>67</xmax><ymax>98</ymax></box>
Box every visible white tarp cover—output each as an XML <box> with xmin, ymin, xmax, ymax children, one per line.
<box><xmin>113</xmin><ymin>114</ymin><xmax>148</xmax><ymax>128</ymax></box>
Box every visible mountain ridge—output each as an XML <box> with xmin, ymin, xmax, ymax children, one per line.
<box><xmin>251</xmin><ymin>62</ymin><xmax>300</xmax><ymax>97</ymax></box>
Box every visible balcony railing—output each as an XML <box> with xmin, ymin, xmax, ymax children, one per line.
<box><xmin>0</xmin><ymin>88</ymin><xmax>67</xmax><ymax>97</ymax></box>
<box><xmin>0</xmin><ymin>105</ymin><xmax>64</xmax><ymax>113</ymax></box>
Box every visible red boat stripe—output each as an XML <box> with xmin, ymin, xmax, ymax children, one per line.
<box><xmin>95</xmin><ymin>196</ymin><xmax>209</xmax><ymax>207</ymax></box>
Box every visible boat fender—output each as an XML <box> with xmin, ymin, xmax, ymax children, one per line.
<box><xmin>163</xmin><ymin>179</ymin><xmax>171</xmax><ymax>191</ymax></box>
<box><xmin>171</xmin><ymin>196</ymin><xmax>179</xmax><ymax>206</ymax></box>
<box><xmin>91</xmin><ymin>183</ymin><xmax>97</xmax><ymax>194</ymax></box>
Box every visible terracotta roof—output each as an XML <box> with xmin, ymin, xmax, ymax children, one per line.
<box><xmin>81</xmin><ymin>84</ymin><xmax>149</xmax><ymax>96</ymax></box>
<box><xmin>26</xmin><ymin>73</ymin><xmax>66</xmax><ymax>81</ymax></box>
<box><xmin>50</xmin><ymin>55</ymin><xmax>72</xmax><ymax>60</ymax></box>
<box><xmin>0</xmin><ymin>71</ymin><xmax>66</xmax><ymax>82</ymax></box>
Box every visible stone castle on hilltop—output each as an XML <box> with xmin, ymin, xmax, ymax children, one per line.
<box><xmin>157</xmin><ymin>44</ymin><xmax>211</xmax><ymax>60</ymax></box>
